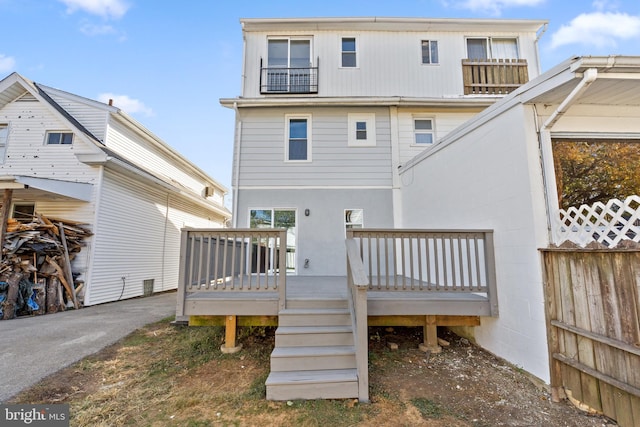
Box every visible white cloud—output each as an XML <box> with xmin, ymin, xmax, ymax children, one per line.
<box><xmin>0</xmin><ymin>54</ymin><xmax>16</xmax><ymax>73</ymax></box>
<box><xmin>80</xmin><ymin>22</ymin><xmax>116</xmax><ymax>36</ymax></box>
<box><xmin>59</xmin><ymin>0</ymin><xmax>129</xmax><ymax>19</ymax></box>
<box><xmin>550</xmin><ymin>12</ymin><xmax>640</xmax><ymax>49</ymax></box>
<box><xmin>98</xmin><ymin>93</ymin><xmax>154</xmax><ymax>117</ymax></box>
<box><xmin>448</xmin><ymin>0</ymin><xmax>545</xmax><ymax>15</ymax></box>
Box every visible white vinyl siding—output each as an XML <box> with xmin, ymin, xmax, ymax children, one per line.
<box><xmin>237</xmin><ymin>107</ymin><xmax>392</xmax><ymax>187</ymax></box>
<box><xmin>105</xmin><ymin>121</ymin><xmax>214</xmax><ymax>196</ymax></box>
<box><xmin>0</xmin><ymin>99</ymin><xmax>98</xmax><ymax>183</ymax></box>
<box><xmin>242</xmin><ymin>28</ymin><xmax>540</xmax><ymax>98</ymax></box>
<box><xmin>0</xmin><ymin>124</ymin><xmax>8</xmax><ymax>162</ymax></box>
<box><xmin>43</xmin><ymin>88</ymin><xmax>110</xmax><ymax>142</ymax></box>
<box><xmin>87</xmin><ymin>170</ymin><xmax>226</xmax><ymax>305</ymax></box>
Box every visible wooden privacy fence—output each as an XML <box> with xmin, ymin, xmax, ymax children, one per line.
<box><xmin>462</xmin><ymin>58</ymin><xmax>528</xmax><ymax>95</ymax></box>
<box><xmin>542</xmin><ymin>248</ymin><xmax>640</xmax><ymax>427</ymax></box>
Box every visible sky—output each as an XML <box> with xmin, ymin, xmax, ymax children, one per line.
<box><xmin>1</xmin><ymin>0</ymin><xmax>639</xmax><ymax>203</ymax></box>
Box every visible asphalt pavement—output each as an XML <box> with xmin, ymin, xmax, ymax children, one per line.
<box><xmin>0</xmin><ymin>291</ymin><xmax>177</xmax><ymax>402</ymax></box>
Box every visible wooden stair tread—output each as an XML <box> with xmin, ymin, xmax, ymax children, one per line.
<box><xmin>266</xmin><ymin>369</ymin><xmax>357</xmax><ymax>385</ymax></box>
<box><xmin>276</xmin><ymin>325</ymin><xmax>352</xmax><ymax>334</ymax></box>
<box><xmin>271</xmin><ymin>345</ymin><xmax>355</xmax><ymax>357</ymax></box>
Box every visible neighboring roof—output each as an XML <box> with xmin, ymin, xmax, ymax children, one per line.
<box><xmin>241</xmin><ymin>17</ymin><xmax>547</xmax><ymax>33</ymax></box>
<box><xmin>0</xmin><ymin>72</ymin><xmax>231</xmax><ymax>216</ymax></box>
<box><xmin>400</xmin><ymin>55</ymin><xmax>640</xmax><ymax>172</ymax></box>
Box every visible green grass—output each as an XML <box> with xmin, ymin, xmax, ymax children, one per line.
<box><xmin>411</xmin><ymin>397</ymin><xmax>444</xmax><ymax>419</ymax></box>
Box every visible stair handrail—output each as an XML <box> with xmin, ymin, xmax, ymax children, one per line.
<box><xmin>345</xmin><ymin>236</ymin><xmax>370</xmax><ymax>403</ymax></box>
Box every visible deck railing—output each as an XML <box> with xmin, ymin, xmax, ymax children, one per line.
<box><xmin>176</xmin><ymin>228</ymin><xmax>287</xmax><ymax>315</ymax></box>
<box><xmin>462</xmin><ymin>58</ymin><xmax>528</xmax><ymax>95</ymax></box>
<box><xmin>260</xmin><ymin>58</ymin><xmax>319</xmax><ymax>94</ymax></box>
<box><xmin>347</xmin><ymin>229</ymin><xmax>498</xmax><ymax>315</ymax></box>
<box><xmin>345</xmin><ymin>238</ymin><xmax>370</xmax><ymax>403</ymax></box>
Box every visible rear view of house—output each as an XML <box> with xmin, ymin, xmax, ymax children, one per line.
<box><xmin>0</xmin><ymin>72</ymin><xmax>230</xmax><ymax>308</ymax></box>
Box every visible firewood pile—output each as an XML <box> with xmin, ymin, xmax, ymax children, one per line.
<box><xmin>0</xmin><ymin>213</ymin><xmax>92</xmax><ymax>320</ymax></box>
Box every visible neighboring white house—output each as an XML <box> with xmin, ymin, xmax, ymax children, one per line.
<box><xmin>399</xmin><ymin>55</ymin><xmax>640</xmax><ymax>383</ymax></box>
<box><xmin>221</xmin><ymin>17</ymin><xmax>547</xmax><ymax>276</ymax></box>
<box><xmin>0</xmin><ymin>72</ymin><xmax>231</xmax><ymax>306</ymax></box>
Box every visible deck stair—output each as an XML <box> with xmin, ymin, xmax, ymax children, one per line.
<box><xmin>265</xmin><ymin>298</ymin><xmax>359</xmax><ymax>400</ymax></box>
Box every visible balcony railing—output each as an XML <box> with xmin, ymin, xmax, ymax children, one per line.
<box><xmin>260</xmin><ymin>59</ymin><xmax>319</xmax><ymax>94</ymax></box>
<box><xmin>462</xmin><ymin>58</ymin><xmax>529</xmax><ymax>95</ymax></box>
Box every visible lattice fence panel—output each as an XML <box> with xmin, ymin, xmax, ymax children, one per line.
<box><xmin>555</xmin><ymin>195</ymin><xmax>640</xmax><ymax>247</ymax></box>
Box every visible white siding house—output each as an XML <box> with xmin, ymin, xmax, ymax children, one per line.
<box><xmin>0</xmin><ymin>72</ymin><xmax>231</xmax><ymax>306</ymax></box>
<box><xmin>222</xmin><ymin>17</ymin><xmax>547</xmax><ymax>276</ymax></box>
<box><xmin>399</xmin><ymin>56</ymin><xmax>640</xmax><ymax>382</ymax></box>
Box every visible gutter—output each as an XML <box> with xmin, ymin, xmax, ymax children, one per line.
<box><xmin>537</xmin><ymin>68</ymin><xmax>598</xmax><ymax>243</ymax></box>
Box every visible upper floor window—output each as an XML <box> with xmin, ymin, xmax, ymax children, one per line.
<box><xmin>348</xmin><ymin>113</ymin><xmax>376</xmax><ymax>147</ymax></box>
<box><xmin>466</xmin><ymin>37</ymin><xmax>519</xmax><ymax>60</ymax></box>
<box><xmin>0</xmin><ymin>125</ymin><xmax>8</xmax><ymax>161</ymax></box>
<box><xmin>341</xmin><ymin>37</ymin><xmax>357</xmax><ymax>67</ymax></box>
<box><xmin>263</xmin><ymin>38</ymin><xmax>316</xmax><ymax>93</ymax></box>
<box><xmin>421</xmin><ymin>40</ymin><xmax>439</xmax><ymax>64</ymax></box>
<box><xmin>414</xmin><ymin>118</ymin><xmax>434</xmax><ymax>145</ymax></box>
<box><xmin>285</xmin><ymin>115</ymin><xmax>311</xmax><ymax>162</ymax></box>
<box><xmin>46</xmin><ymin>131</ymin><xmax>73</xmax><ymax>145</ymax></box>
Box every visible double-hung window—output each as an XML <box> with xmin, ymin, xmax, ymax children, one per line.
<box><xmin>413</xmin><ymin>118</ymin><xmax>435</xmax><ymax>145</ymax></box>
<box><xmin>341</xmin><ymin>37</ymin><xmax>357</xmax><ymax>67</ymax></box>
<box><xmin>348</xmin><ymin>113</ymin><xmax>376</xmax><ymax>147</ymax></box>
<box><xmin>421</xmin><ymin>40</ymin><xmax>439</xmax><ymax>64</ymax></box>
<box><xmin>46</xmin><ymin>131</ymin><xmax>73</xmax><ymax>145</ymax></box>
<box><xmin>466</xmin><ymin>37</ymin><xmax>519</xmax><ymax>60</ymax></box>
<box><xmin>285</xmin><ymin>115</ymin><xmax>311</xmax><ymax>161</ymax></box>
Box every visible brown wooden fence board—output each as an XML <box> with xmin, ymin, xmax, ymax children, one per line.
<box><xmin>542</xmin><ymin>249</ymin><xmax>640</xmax><ymax>427</ymax></box>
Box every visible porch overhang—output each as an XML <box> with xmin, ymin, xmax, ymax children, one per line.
<box><xmin>0</xmin><ymin>175</ymin><xmax>93</xmax><ymax>202</ymax></box>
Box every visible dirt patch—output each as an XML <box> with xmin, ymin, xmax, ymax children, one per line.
<box><xmin>10</xmin><ymin>322</ymin><xmax>616</xmax><ymax>426</ymax></box>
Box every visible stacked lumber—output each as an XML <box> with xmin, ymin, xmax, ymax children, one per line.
<box><xmin>0</xmin><ymin>213</ymin><xmax>92</xmax><ymax>320</ymax></box>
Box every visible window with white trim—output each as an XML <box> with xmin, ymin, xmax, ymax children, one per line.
<box><xmin>46</xmin><ymin>131</ymin><xmax>73</xmax><ymax>145</ymax></box>
<box><xmin>413</xmin><ymin>118</ymin><xmax>434</xmax><ymax>145</ymax></box>
<box><xmin>0</xmin><ymin>125</ymin><xmax>8</xmax><ymax>161</ymax></box>
<box><xmin>466</xmin><ymin>37</ymin><xmax>519</xmax><ymax>60</ymax></box>
<box><xmin>341</xmin><ymin>37</ymin><xmax>357</xmax><ymax>67</ymax></box>
<box><xmin>348</xmin><ymin>113</ymin><xmax>376</xmax><ymax>147</ymax></box>
<box><xmin>345</xmin><ymin>209</ymin><xmax>363</xmax><ymax>231</ymax></box>
<box><xmin>421</xmin><ymin>40</ymin><xmax>439</xmax><ymax>64</ymax></box>
<box><xmin>285</xmin><ymin>115</ymin><xmax>311</xmax><ymax>161</ymax></box>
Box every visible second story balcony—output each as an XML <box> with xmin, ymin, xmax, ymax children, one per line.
<box><xmin>462</xmin><ymin>58</ymin><xmax>529</xmax><ymax>95</ymax></box>
<box><xmin>260</xmin><ymin>59</ymin><xmax>319</xmax><ymax>95</ymax></box>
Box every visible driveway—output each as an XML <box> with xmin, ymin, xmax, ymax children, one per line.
<box><xmin>0</xmin><ymin>291</ymin><xmax>177</xmax><ymax>402</ymax></box>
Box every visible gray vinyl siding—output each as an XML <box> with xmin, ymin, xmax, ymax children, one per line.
<box><xmin>0</xmin><ymin>99</ymin><xmax>99</xmax><ymax>183</ymax></box>
<box><xmin>87</xmin><ymin>170</ymin><xmax>226</xmax><ymax>305</ymax></box>
<box><xmin>236</xmin><ymin>188</ymin><xmax>394</xmax><ymax>276</ymax></box>
<box><xmin>243</xmin><ymin>29</ymin><xmax>540</xmax><ymax>98</ymax></box>
<box><xmin>237</xmin><ymin>107</ymin><xmax>392</xmax><ymax>187</ymax></box>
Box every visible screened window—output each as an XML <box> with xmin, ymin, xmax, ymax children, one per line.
<box><xmin>286</xmin><ymin>115</ymin><xmax>311</xmax><ymax>161</ymax></box>
<box><xmin>46</xmin><ymin>131</ymin><xmax>73</xmax><ymax>145</ymax></box>
<box><xmin>341</xmin><ymin>37</ymin><xmax>357</xmax><ymax>67</ymax></box>
<box><xmin>414</xmin><ymin>118</ymin><xmax>434</xmax><ymax>145</ymax></box>
<box><xmin>421</xmin><ymin>40</ymin><xmax>439</xmax><ymax>64</ymax></box>
<box><xmin>345</xmin><ymin>209</ymin><xmax>363</xmax><ymax>230</ymax></box>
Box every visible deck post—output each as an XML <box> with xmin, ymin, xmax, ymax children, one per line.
<box><xmin>175</xmin><ymin>228</ymin><xmax>191</xmax><ymax>320</ymax></box>
<box><xmin>221</xmin><ymin>315</ymin><xmax>242</xmax><ymax>354</ymax></box>
<box><xmin>420</xmin><ymin>315</ymin><xmax>442</xmax><ymax>353</ymax></box>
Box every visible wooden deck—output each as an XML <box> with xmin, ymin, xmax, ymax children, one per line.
<box><xmin>181</xmin><ymin>275</ymin><xmax>492</xmax><ymax>317</ymax></box>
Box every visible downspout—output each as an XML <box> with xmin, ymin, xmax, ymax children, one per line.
<box><xmin>537</xmin><ymin>68</ymin><xmax>598</xmax><ymax>244</ymax></box>
<box><xmin>232</xmin><ymin>102</ymin><xmax>242</xmax><ymax>228</ymax></box>
<box><xmin>534</xmin><ymin>23</ymin><xmax>548</xmax><ymax>75</ymax></box>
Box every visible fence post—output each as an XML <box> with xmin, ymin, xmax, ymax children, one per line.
<box><xmin>484</xmin><ymin>231</ymin><xmax>499</xmax><ymax>316</ymax></box>
<box><xmin>175</xmin><ymin>228</ymin><xmax>191</xmax><ymax>319</ymax></box>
